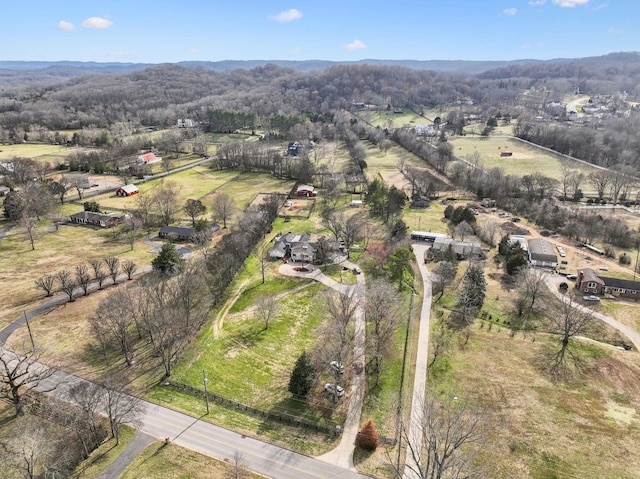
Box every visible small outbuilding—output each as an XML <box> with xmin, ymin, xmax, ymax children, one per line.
<box><xmin>296</xmin><ymin>185</ymin><xmax>316</xmax><ymax>197</ymax></box>
<box><xmin>116</xmin><ymin>184</ymin><xmax>140</xmax><ymax>197</ymax></box>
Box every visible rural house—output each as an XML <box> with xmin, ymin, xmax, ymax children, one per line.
<box><xmin>70</xmin><ymin>211</ymin><xmax>124</xmax><ymax>228</ymax></box>
<box><xmin>431</xmin><ymin>237</ymin><xmax>482</xmax><ymax>260</ymax></box>
<box><xmin>116</xmin><ymin>184</ymin><xmax>139</xmax><ymax>197</ymax></box>
<box><xmin>577</xmin><ymin>268</ymin><xmax>640</xmax><ymax>299</ymax></box>
<box><xmin>527</xmin><ymin>238</ymin><xmax>558</xmax><ymax>268</ymax></box>
<box><xmin>268</xmin><ymin>232</ymin><xmax>314</xmax><ymax>261</ymax></box>
<box><xmin>159</xmin><ymin>225</ymin><xmax>196</xmax><ymax>241</ymax></box>
<box><xmin>136</xmin><ymin>152</ymin><xmax>162</xmax><ymax>165</ymax></box>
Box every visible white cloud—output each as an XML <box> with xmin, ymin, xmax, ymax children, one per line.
<box><xmin>521</xmin><ymin>43</ymin><xmax>531</xmax><ymax>49</ymax></box>
<box><xmin>289</xmin><ymin>47</ymin><xmax>301</xmax><ymax>54</ymax></box>
<box><xmin>185</xmin><ymin>47</ymin><xmax>199</xmax><ymax>54</ymax></box>
<box><xmin>529</xmin><ymin>0</ymin><xmax>546</xmax><ymax>5</ymax></box>
<box><xmin>268</xmin><ymin>9</ymin><xmax>303</xmax><ymax>23</ymax></box>
<box><xmin>57</xmin><ymin>20</ymin><xmax>75</xmax><ymax>31</ymax></box>
<box><xmin>81</xmin><ymin>17</ymin><xmax>114</xmax><ymax>29</ymax></box>
<box><xmin>344</xmin><ymin>39</ymin><xmax>367</xmax><ymax>52</ymax></box>
<box><xmin>503</xmin><ymin>8</ymin><xmax>517</xmax><ymax>15</ymax></box>
<box><xmin>552</xmin><ymin>0</ymin><xmax>589</xmax><ymax>6</ymax></box>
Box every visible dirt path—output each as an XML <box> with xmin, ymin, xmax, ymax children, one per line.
<box><xmin>211</xmin><ymin>280</ymin><xmax>249</xmax><ymax>339</ymax></box>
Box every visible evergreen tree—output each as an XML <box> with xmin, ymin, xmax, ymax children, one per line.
<box><xmin>151</xmin><ymin>243</ymin><xmax>185</xmax><ymax>275</ymax></box>
<box><xmin>288</xmin><ymin>351</ymin><xmax>316</xmax><ymax>398</ymax></box>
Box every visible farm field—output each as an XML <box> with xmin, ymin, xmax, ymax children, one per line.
<box><xmin>0</xmin><ymin>221</ymin><xmax>153</xmax><ymax>329</ymax></box>
<box><xmin>355</xmin><ymin>109</ymin><xmax>430</xmax><ymax>129</ymax></box>
<box><xmin>0</xmin><ymin>143</ymin><xmax>87</xmax><ymax>166</ymax></box>
<box><xmin>87</xmin><ymin>167</ymin><xmax>239</xmax><ymax>211</ymax></box>
<box><xmin>448</xmin><ymin>135</ymin><xmax>600</xmax><ymax>180</ymax></box>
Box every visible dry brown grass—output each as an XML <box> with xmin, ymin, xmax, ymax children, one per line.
<box><xmin>0</xmin><ymin>222</ymin><xmax>154</xmax><ymax>329</ymax></box>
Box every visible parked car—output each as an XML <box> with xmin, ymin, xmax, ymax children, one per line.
<box><xmin>583</xmin><ymin>295</ymin><xmax>600</xmax><ymax>301</ymax></box>
<box><xmin>324</xmin><ymin>383</ymin><xmax>345</xmax><ymax>397</ymax></box>
<box><xmin>566</xmin><ymin>274</ymin><xmax>577</xmax><ymax>280</ymax></box>
<box><xmin>352</xmin><ymin>267</ymin><xmax>361</xmax><ymax>275</ymax></box>
<box><xmin>330</xmin><ymin>361</ymin><xmax>345</xmax><ymax>375</ymax></box>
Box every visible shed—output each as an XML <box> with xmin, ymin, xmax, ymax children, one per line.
<box><xmin>137</xmin><ymin>152</ymin><xmax>162</xmax><ymax>165</ymax></box>
<box><xmin>116</xmin><ymin>184</ymin><xmax>139</xmax><ymax>197</ymax></box>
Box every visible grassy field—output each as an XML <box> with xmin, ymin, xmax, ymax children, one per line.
<box><xmin>355</xmin><ymin>109</ymin><xmax>430</xmax><ymax>129</ymax></box>
<box><xmin>0</xmin><ymin>220</ymin><xmax>153</xmax><ymax>329</ymax></box>
<box><xmin>448</xmin><ymin>136</ymin><xmax>600</xmax><ymax>181</ymax></box>
<box><xmin>429</xmin><ymin>319</ymin><xmax>640</xmax><ymax>479</ymax></box>
<box><xmin>87</xmin><ymin>167</ymin><xmax>239</xmax><ymax>211</ymax></box>
<box><xmin>0</xmin><ymin>143</ymin><xmax>87</xmax><ymax>166</ymax></box>
<box><xmin>119</xmin><ymin>440</ymin><xmax>264</xmax><ymax>479</ymax></box>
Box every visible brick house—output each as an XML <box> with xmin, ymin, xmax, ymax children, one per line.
<box><xmin>577</xmin><ymin>268</ymin><xmax>640</xmax><ymax>299</ymax></box>
<box><xmin>70</xmin><ymin>211</ymin><xmax>124</xmax><ymax>228</ymax></box>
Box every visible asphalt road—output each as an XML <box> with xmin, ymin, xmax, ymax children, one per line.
<box><xmin>31</xmin><ymin>364</ymin><xmax>371</xmax><ymax>479</ymax></box>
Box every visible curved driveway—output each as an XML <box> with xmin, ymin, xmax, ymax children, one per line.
<box><xmin>402</xmin><ymin>244</ymin><xmax>433</xmax><ymax>479</ymax></box>
<box><xmin>279</xmin><ymin>261</ymin><xmax>366</xmax><ymax>471</ymax></box>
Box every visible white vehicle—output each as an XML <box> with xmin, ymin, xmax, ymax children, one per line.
<box><xmin>324</xmin><ymin>383</ymin><xmax>345</xmax><ymax>397</ymax></box>
<box><xmin>583</xmin><ymin>295</ymin><xmax>600</xmax><ymax>301</ymax></box>
<box><xmin>330</xmin><ymin>361</ymin><xmax>345</xmax><ymax>375</ymax></box>
<box><xmin>566</xmin><ymin>274</ymin><xmax>577</xmax><ymax>280</ymax></box>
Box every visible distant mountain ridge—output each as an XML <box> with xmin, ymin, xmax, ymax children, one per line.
<box><xmin>0</xmin><ymin>52</ymin><xmax>638</xmax><ymax>88</ymax></box>
<box><xmin>0</xmin><ymin>58</ymin><xmax>543</xmax><ymax>75</ymax></box>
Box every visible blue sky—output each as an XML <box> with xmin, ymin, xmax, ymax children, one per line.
<box><xmin>3</xmin><ymin>0</ymin><xmax>635</xmax><ymax>63</ymax></box>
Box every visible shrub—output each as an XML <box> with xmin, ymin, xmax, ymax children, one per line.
<box><xmin>358</xmin><ymin>419</ymin><xmax>379</xmax><ymax>451</ymax></box>
<box><xmin>619</xmin><ymin>253</ymin><xmax>632</xmax><ymax>265</ymax></box>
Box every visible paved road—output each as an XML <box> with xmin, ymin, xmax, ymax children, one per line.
<box><xmin>29</xmin><ymin>362</ymin><xmax>371</xmax><ymax>479</ymax></box>
<box><xmin>402</xmin><ymin>244</ymin><xmax>433</xmax><ymax>479</ymax></box>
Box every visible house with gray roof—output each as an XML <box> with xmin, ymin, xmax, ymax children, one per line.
<box><xmin>527</xmin><ymin>238</ymin><xmax>558</xmax><ymax>268</ymax></box>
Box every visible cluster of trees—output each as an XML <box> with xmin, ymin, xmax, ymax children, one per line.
<box><xmin>213</xmin><ymin>139</ymin><xmax>315</xmax><ymax>183</ymax></box>
<box><xmin>89</xmin><ymin>261</ymin><xmax>209</xmax><ymax>376</ymax></box>
<box><xmin>35</xmin><ymin>256</ymin><xmax>136</xmax><ymax>301</ymax></box>
<box><xmin>203</xmin><ymin>194</ymin><xmax>279</xmax><ymax>306</ymax></box>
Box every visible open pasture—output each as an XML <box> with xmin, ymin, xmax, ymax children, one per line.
<box><xmin>356</xmin><ymin>109</ymin><xmax>430</xmax><ymax>129</ymax></box>
<box><xmin>449</xmin><ymin>136</ymin><xmax>600</xmax><ymax>180</ymax></box>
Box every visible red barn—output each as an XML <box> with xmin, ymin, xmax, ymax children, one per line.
<box><xmin>116</xmin><ymin>184</ymin><xmax>139</xmax><ymax>197</ymax></box>
<box><xmin>296</xmin><ymin>185</ymin><xmax>316</xmax><ymax>197</ymax></box>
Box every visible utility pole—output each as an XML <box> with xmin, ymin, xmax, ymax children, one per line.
<box><xmin>202</xmin><ymin>369</ymin><xmax>209</xmax><ymax>414</ymax></box>
<box><xmin>23</xmin><ymin>311</ymin><xmax>35</xmax><ymax>351</ymax></box>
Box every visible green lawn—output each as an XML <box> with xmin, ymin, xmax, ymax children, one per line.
<box><xmin>0</xmin><ymin>143</ymin><xmax>91</xmax><ymax>165</ymax></box>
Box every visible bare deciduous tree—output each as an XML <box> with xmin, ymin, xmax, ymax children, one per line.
<box><xmin>104</xmin><ymin>256</ymin><xmax>120</xmax><ymax>285</ymax></box>
<box><xmin>365</xmin><ymin>279</ymin><xmax>402</xmax><ymax>387</ymax></box>
<box><xmin>56</xmin><ymin>269</ymin><xmax>76</xmax><ymax>302</ymax></box>
<box><xmin>153</xmin><ymin>180</ymin><xmax>181</xmax><ymax>225</ymax></box>
<box><xmin>211</xmin><ymin>193</ymin><xmax>237</xmax><ymax>229</ymax></box>
<box><xmin>256</xmin><ymin>295</ymin><xmax>279</xmax><ymax>331</ymax></box>
<box><xmin>546</xmin><ymin>298</ymin><xmax>594</xmax><ymax>379</ymax></box>
<box><xmin>396</xmin><ymin>395</ymin><xmax>488</xmax><ymax>479</ymax></box>
<box><xmin>433</xmin><ymin>261</ymin><xmax>458</xmax><ymax>301</ymax></box>
<box><xmin>89</xmin><ymin>289</ymin><xmax>136</xmax><ymax>366</ymax></box>
<box><xmin>34</xmin><ymin>275</ymin><xmax>56</xmax><ymax>297</ymax></box>
<box><xmin>102</xmin><ymin>378</ymin><xmax>145</xmax><ymax>445</ymax></box>
<box><xmin>90</xmin><ymin>259</ymin><xmax>107</xmax><ymax>290</ymax></box>
<box><xmin>122</xmin><ymin>260</ymin><xmax>137</xmax><ymax>280</ymax></box>
<box><xmin>0</xmin><ymin>348</ymin><xmax>55</xmax><ymax>416</ymax></box>
<box><xmin>76</xmin><ymin>263</ymin><xmax>91</xmax><ymax>296</ymax></box>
